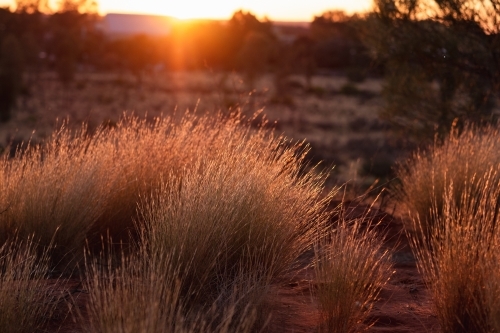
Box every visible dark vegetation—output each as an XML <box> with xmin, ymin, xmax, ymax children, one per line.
<box><xmin>366</xmin><ymin>0</ymin><xmax>500</xmax><ymax>144</ymax></box>
<box><xmin>1</xmin><ymin>0</ymin><xmax>499</xmax><ymax>146</ymax></box>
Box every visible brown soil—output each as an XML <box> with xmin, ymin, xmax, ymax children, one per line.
<box><xmin>51</xmin><ymin>201</ymin><xmax>440</xmax><ymax>333</ymax></box>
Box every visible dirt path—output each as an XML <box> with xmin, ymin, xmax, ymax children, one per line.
<box><xmin>265</xmin><ymin>201</ymin><xmax>440</xmax><ymax>333</ymax></box>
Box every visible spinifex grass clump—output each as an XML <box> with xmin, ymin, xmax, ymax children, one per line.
<box><xmin>485</xmin><ymin>238</ymin><xmax>500</xmax><ymax>333</ymax></box>
<box><xmin>399</xmin><ymin>125</ymin><xmax>500</xmax><ymax>333</ymax></box>
<box><xmin>83</xmin><ymin>111</ymin><xmax>332</xmax><ymax>332</ymax></box>
<box><xmin>138</xmin><ymin>137</ymin><xmax>331</xmax><ymax>306</ymax></box>
<box><xmin>409</xmin><ymin>170</ymin><xmax>500</xmax><ymax>333</ymax></box>
<box><xmin>0</xmin><ymin>126</ymin><xmax>112</xmax><ymax>269</ymax></box>
<box><xmin>314</xmin><ymin>209</ymin><xmax>392</xmax><ymax>333</ymax></box>
<box><xmin>0</xmin><ymin>236</ymin><xmax>64</xmax><ymax>333</ymax></box>
<box><xmin>397</xmin><ymin>124</ymin><xmax>500</xmax><ymax>236</ymax></box>
<box><xmin>0</xmin><ymin>111</ymin><xmax>331</xmax><ymax>274</ymax></box>
<box><xmin>84</xmin><ymin>241</ymin><xmax>260</xmax><ymax>333</ymax></box>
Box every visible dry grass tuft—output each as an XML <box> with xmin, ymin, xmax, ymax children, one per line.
<box><xmin>396</xmin><ymin>124</ymin><xmax>500</xmax><ymax>236</ymax></box>
<box><xmin>314</xmin><ymin>206</ymin><xmax>393</xmax><ymax>333</ymax></box>
<box><xmin>0</xmin><ymin>111</ymin><xmax>332</xmax><ymax>273</ymax></box>
<box><xmin>137</xmin><ymin>134</ymin><xmax>331</xmax><ymax>306</ymax></box>
<box><xmin>0</xmin><ymin>125</ymin><xmax>112</xmax><ymax>269</ymax></box>
<box><xmin>408</xmin><ymin>170</ymin><xmax>500</xmax><ymax>333</ymax></box>
<box><xmin>399</xmin><ymin>124</ymin><xmax>500</xmax><ymax>333</ymax></box>
<box><xmin>68</xmin><ymin>110</ymin><xmax>334</xmax><ymax>332</ymax></box>
<box><xmin>0</xmin><ymin>236</ymin><xmax>64</xmax><ymax>333</ymax></box>
<box><xmin>84</xmin><ymin>246</ymin><xmax>260</xmax><ymax>333</ymax></box>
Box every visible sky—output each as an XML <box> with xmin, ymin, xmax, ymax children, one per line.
<box><xmin>0</xmin><ymin>0</ymin><xmax>374</xmax><ymax>21</ymax></box>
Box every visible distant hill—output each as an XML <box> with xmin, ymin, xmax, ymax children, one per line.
<box><xmin>103</xmin><ymin>13</ymin><xmax>176</xmax><ymax>37</ymax></box>
<box><xmin>102</xmin><ymin>13</ymin><xmax>310</xmax><ymax>42</ymax></box>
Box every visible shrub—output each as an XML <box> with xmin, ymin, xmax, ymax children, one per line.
<box><xmin>0</xmin><ymin>35</ymin><xmax>24</xmax><ymax>122</ymax></box>
<box><xmin>83</xmin><ymin>110</ymin><xmax>333</xmax><ymax>331</ymax></box>
<box><xmin>0</xmin><ymin>110</ymin><xmax>333</xmax><ymax>297</ymax></box>
<box><xmin>314</xmin><ymin>214</ymin><xmax>392</xmax><ymax>333</ymax></box>
<box><xmin>339</xmin><ymin>83</ymin><xmax>360</xmax><ymax>96</ymax></box>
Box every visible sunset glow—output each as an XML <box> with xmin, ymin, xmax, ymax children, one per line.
<box><xmin>0</xmin><ymin>0</ymin><xmax>373</xmax><ymax>21</ymax></box>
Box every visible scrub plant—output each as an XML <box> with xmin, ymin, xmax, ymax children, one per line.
<box><xmin>84</xmin><ymin>239</ymin><xmax>260</xmax><ymax>333</ymax></box>
<box><xmin>0</xmin><ymin>126</ymin><xmax>112</xmax><ymax>270</ymax></box>
<box><xmin>137</xmin><ymin>139</ymin><xmax>332</xmax><ymax>306</ymax></box>
<box><xmin>0</xmin><ymin>111</ymin><xmax>331</xmax><ymax>274</ymax></box>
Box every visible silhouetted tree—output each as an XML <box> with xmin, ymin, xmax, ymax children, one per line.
<box><xmin>0</xmin><ymin>35</ymin><xmax>24</xmax><ymax>122</ymax></box>
<box><xmin>46</xmin><ymin>1</ymin><xmax>101</xmax><ymax>84</ymax></box>
<box><xmin>364</xmin><ymin>0</ymin><xmax>500</xmax><ymax>143</ymax></box>
<box><xmin>124</xmin><ymin>34</ymin><xmax>157</xmax><ymax>84</ymax></box>
<box><xmin>291</xmin><ymin>36</ymin><xmax>316</xmax><ymax>90</ymax></box>
<box><xmin>227</xmin><ymin>10</ymin><xmax>275</xmax><ymax>69</ymax></box>
<box><xmin>237</xmin><ymin>31</ymin><xmax>274</xmax><ymax>89</ymax></box>
<box><xmin>57</xmin><ymin>0</ymin><xmax>97</xmax><ymax>13</ymax></box>
<box><xmin>310</xmin><ymin>11</ymin><xmax>370</xmax><ymax>71</ymax></box>
<box><xmin>15</xmin><ymin>0</ymin><xmax>49</xmax><ymax>13</ymax></box>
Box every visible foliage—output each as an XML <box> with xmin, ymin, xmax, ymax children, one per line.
<box><xmin>0</xmin><ymin>111</ymin><xmax>332</xmax><ymax>276</ymax></box>
<box><xmin>0</xmin><ymin>110</ymin><xmax>337</xmax><ymax>331</ymax></box>
<box><xmin>0</xmin><ymin>125</ymin><xmax>112</xmax><ymax>269</ymax></box>
<box><xmin>365</xmin><ymin>0</ymin><xmax>500</xmax><ymax>143</ymax></box>
<box><xmin>237</xmin><ymin>31</ymin><xmax>274</xmax><ymax>89</ymax></box>
<box><xmin>290</xmin><ymin>36</ymin><xmax>317</xmax><ymax>90</ymax></box>
<box><xmin>84</xmin><ymin>243</ymin><xmax>260</xmax><ymax>333</ymax></box>
<box><xmin>310</xmin><ymin>11</ymin><xmax>372</xmax><ymax>71</ymax></box>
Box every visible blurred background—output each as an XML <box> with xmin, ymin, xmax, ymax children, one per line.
<box><xmin>0</xmin><ymin>0</ymin><xmax>499</xmax><ymax>194</ymax></box>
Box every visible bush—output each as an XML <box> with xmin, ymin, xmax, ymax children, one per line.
<box><xmin>0</xmin><ymin>110</ymin><xmax>332</xmax><ymax>280</ymax></box>
<box><xmin>84</xmin><ymin>246</ymin><xmax>259</xmax><ymax>333</ymax></box>
<box><xmin>339</xmin><ymin>83</ymin><xmax>360</xmax><ymax>96</ymax></box>
<box><xmin>137</xmin><ymin>133</ymin><xmax>331</xmax><ymax>305</ymax></box>
<box><xmin>365</xmin><ymin>0</ymin><xmax>500</xmax><ymax>143</ymax></box>
<box><xmin>0</xmin><ymin>127</ymin><xmax>112</xmax><ymax>270</ymax></box>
